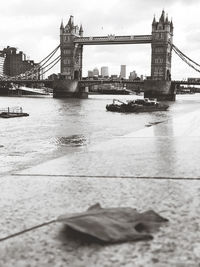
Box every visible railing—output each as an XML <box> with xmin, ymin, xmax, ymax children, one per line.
<box><xmin>79</xmin><ymin>79</ymin><xmax>144</xmax><ymax>85</ymax></box>
<box><xmin>172</xmin><ymin>80</ymin><xmax>200</xmax><ymax>85</ymax></box>
<box><xmin>0</xmin><ymin>106</ymin><xmax>23</xmax><ymax>114</ymax></box>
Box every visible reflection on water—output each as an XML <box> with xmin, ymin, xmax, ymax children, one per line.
<box><xmin>54</xmin><ymin>135</ymin><xmax>87</xmax><ymax>146</ymax></box>
<box><xmin>0</xmin><ymin>94</ymin><xmax>200</xmax><ymax>176</ymax></box>
<box><xmin>153</xmin><ymin>116</ymin><xmax>176</xmax><ymax>177</ymax></box>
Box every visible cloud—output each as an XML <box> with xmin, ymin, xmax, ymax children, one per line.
<box><xmin>0</xmin><ymin>0</ymin><xmax>199</xmax><ymax>78</ymax></box>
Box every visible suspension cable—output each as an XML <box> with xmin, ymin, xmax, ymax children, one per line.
<box><xmin>7</xmin><ymin>45</ymin><xmax>60</xmax><ymax>80</ymax></box>
<box><xmin>17</xmin><ymin>45</ymin><xmax>60</xmax><ymax>77</ymax></box>
<box><xmin>170</xmin><ymin>42</ymin><xmax>200</xmax><ymax>73</ymax></box>
<box><xmin>173</xmin><ymin>47</ymin><xmax>200</xmax><ymax>73</ymax></box>
<box><xmin>38</xmin><ymin>45</ymin><xmax>60</xmax><ymax>65</ymax></box>
<box><xmin>24</xmin><ymin>55</ymin><xmax>61</xmax><ymax>79</ymax></box>
<box><xmin>41</xmin><ymin>56</ymin><xmax>61</xmax><ymax>76</ymax></box>
<box><xmin>37</xmin><ymin>45</ymin><xmax>60</xmax><ymax>69</ymax></box>
<box><xmin>39</xmin><ymin>55</ymin><xmax>60</xmax><ymax>73</ymax></box>
<box><xmin>172</xmin><ymin>44</ymin><xmax>200</xmax><ymax>68</ymax></box>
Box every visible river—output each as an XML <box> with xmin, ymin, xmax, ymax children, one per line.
<box><xmin>0</xmin><ymin>93</ymin><xmax>200</xmax><ymax>176</ymax></box>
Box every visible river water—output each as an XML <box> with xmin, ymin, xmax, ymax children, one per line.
<box><xmin>0</xmin><ymin>93</ymin><xmax>200</xmax><ymax>176</ymax></box>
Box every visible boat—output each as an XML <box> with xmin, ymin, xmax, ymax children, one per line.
<box><xmin>9</xmin><ymin>86</ymin><xmax>53</xmax><ymax>97</ymax></box>
<box><xmin>0</xmin><ymin>107</ymin><xmax>29</xmax><ymax>118</ymax></box>
<box><xmin>106</xmin><ymin>98</ymin><xmax>169</xmax><ymax>113</ymax></box>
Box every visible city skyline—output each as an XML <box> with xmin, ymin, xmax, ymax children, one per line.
<box><xmin>0</xmin><ymin>0</ymin><xmax>200</xmax><ymax>79</ymax></box>
<box><xmin>87</xmin><ymin>65</ymin><xmax>143</xmax><ymax>80</ymax></box>
<box><xmin>87</xmin><ymin>65</ymin><xmax>131</xmax><ymax>78</ymax></box>
<box><xmin>87</xmin><ymin>65</ymin><xmax>144</xmax><ymax>79</ymax></box>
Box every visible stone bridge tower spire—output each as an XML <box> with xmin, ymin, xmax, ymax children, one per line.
<box><xmin>60</xmin><ymin>16</ymin><xmax>83</xmax><ymax>80</ymax></box>
<box><xmin>151</xmin><ymin>10</ymin><xmax>173</xmax><ymax>81</ymax></box>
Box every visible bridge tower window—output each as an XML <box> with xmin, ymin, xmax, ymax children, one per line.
<box><xmin>64</xmin><ymin>59</ymin><xmax>71</xmax><ymax>64</ymax></box>
<box><xmin>63</xmin><ymin>49</ymin><xmax>71</xmax><ymax>55</ymax></box>
<box><xmin>155</xmin><ymin>58</ymin><xmax>163</xmax><ymax>63</ymax></box>
<box><xmin>74</xmin><ymin>70</ymin><xmax>79</xmax><ymax>80</ymax></box>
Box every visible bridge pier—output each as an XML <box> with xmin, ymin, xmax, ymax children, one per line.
<box><xmin>144</xmin><ymin>80</ymin><xmax>176</xmax><ymax>101</ymax></box>
<box><xmin>53</xmin><ymin>79</ymin><xmax>88</xmax><ymax>98</ymax></box>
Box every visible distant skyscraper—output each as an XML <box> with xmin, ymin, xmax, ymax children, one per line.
<box><xmin>88</xmin><ymin>70</ymin><xmax>93</xmax><ymax>77</ymax></box>
<box><xmin>101</xmin><ymin>66</ymin><xmax>109</xmax><ymax>77</ymax></box>
<box><xmin>93</xmin><ymin>67</ymin><xmax>99</xmax><ymax>76</ymax></box>
<box><xmin>120</xmin><ymin>65</ymin><xmax>126</xmax><ymax>78</ymax></box>
<box><xmin>129</xmin><ymin>70</ymin><xmax>137</xmax><ymax>80</ymax></box>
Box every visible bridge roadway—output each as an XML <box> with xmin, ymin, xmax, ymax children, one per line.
<box><xmin>0</xmin><ymin>79</ymin><xmax>200</xmax><ymax>88</ymax></box>
<box><xmin>78</xmin><ymin>79</ymin><xmax>144</xmax><ymax>86</ymax></box>
<box><xmin>79</xmin><ymin>79</ymin><xmax>200</xmax><ymax>86</ymax></box>
<box><xmin>74</xmin><ymin>35</ymin><xmax>152</xmax><ymax>45</ymax></box>
<box><xmin>172</xmin><ymin>80</ymin><xmax>200</xmax><ymax>86</ymax></box>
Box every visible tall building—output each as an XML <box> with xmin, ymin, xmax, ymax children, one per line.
<box><xmin>101</xmin><ymin>66</ymin><xmax>109</xmax><ymax>77</ymax></box>
<box><xmin>93</xmin><ymin>67</ymin><xmax>99</xmax><ymax>77</ymax></box>
<box><xmin>120</xmin><ymin>65</ymin><xmax>126</xmax><ymax>78</ymax></box>
<box><xmin>151</xmin><ymin>10</ymin><xmax>173</xmax><ymax>80</ymax></box>
<box><xmin>0</xmin><ymin>46</ymin><xmax>40</xmax><ymax>79</ymax></box>
<box><xmin>88</xmin><ymin>70</ymin><xmax>93</xmax><ymax>77</ymax></box>
<box><xmin>129</xmin><ymin>70</ymin><xmax>137</xmax><ymax>80</ymax></box>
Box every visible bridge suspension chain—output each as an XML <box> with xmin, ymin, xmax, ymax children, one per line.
<box><xmin>38</xmin><ymin>45</ymin><xmax>60</xmax><ymax>65</ymax></box>
<box><xmin>172</xmin><ymin>44</ymin><xmax>200</xmax><ymax>73</ymax></box>
<box><xmin>18</xmin><ymin>45</ymin><xmax>60</xmax><ymax>80</ymax></box>
<box><xmin>172</xmin><ymin>44</ymin><xmax>200</xmax><ymax>68</ymax></box>
<box><xmin>40</xmin><ymin>55</ymin><xmax>60</xmax><ymax>72</ymax></box>
<box><xmin>36</xmin><ymin>45</ymin><xmax>60</xmax><ymax>71</ymax></box>
<box><xmin>23</xmin><ymin>52</ymin><xmax>61</xmax><ymax>79</ymax></box>
<box><xmin>41</xmin><ymin>55</ymin><xmax>61</xmax><ymax>76</ymax></box>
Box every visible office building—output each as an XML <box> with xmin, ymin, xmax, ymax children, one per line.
<box><xmin>129</xmin><ymin>70</ymin><xmax>137</xmax><ymax>80</ymax></box>
<box><xmin>120</xmin><ymin>65</ymin><xmax>126</xmax><ymax>78</ymax></box>
<box><xmin>101</xmin><ymin>66</ymin><xmax>109</xmax><ymax>77</ymax></box>
<box><xmin>88</xmin><ymin>70</ymin><xmax>93</xmax><ymax>77</ymax></box>
<box><xmin>93</xmin><ymin>67</ymin><xmax>99</xmax><ymax>77</ymax></box>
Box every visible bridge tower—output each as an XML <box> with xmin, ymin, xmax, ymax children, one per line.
<box><xmin>151</xmin><ymin>10</ymin><xmax>173</xmax><ymax>80</ymax></box>
<box><xmin>145</xmin><ymin>11</ymin><xmax>175</xmax><ymax>100</ymax></box>
<box><xmin>60</xmin><ymin>16</ymin><xmax>83</xmax><ymax>80</ymax></box>
<box><xmin>54</xmin><ymin>16</ymin><xmax>86</xmax><ymax>97</ymax></box>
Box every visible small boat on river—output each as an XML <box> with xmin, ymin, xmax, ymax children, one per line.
<box><xmin>0</xmin><ymin>107</ymin><xmax>29</xmax><ymax>118</ymax></box>
<box><xmin>106</xmin><ymin>98</ymin><xmax>169</xmax><ymax>113</ymax></box>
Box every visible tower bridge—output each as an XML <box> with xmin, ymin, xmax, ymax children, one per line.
<box><xmin>1</xmin><ymin>10</ymin><xmax>200</xmax><ymax>100</ymax></box>
<box><xmin>55</xmin><ymin>11</ymin><xmax>175</xmax><ymax>100</ymax></box>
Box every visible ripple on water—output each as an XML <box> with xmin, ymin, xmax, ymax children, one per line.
<box><xmin>54</xmin><ymin>135</ymin><xmax>87</xmax><ymax>147</ymax></box>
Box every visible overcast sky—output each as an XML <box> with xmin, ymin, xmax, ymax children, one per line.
<box><xmin>0</xmin><ymin>0</ymin><xmax>200</xmax><ymax>79</ymax></box>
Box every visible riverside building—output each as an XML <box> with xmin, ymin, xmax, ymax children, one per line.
<box><xmin>0</xmin><ymin>46</ymin><xmax>40</xmax><ymax>79</ymax></box>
